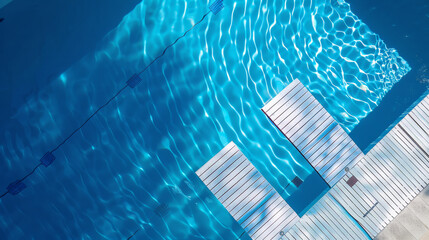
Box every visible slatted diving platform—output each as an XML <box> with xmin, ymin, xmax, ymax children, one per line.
<box><xmin>330</xmin><ymin>94</ymin><xmax>429</xmax><ymax>238</ymax></box>
<box><xmin>196</xmin><ymin>142</ymin><xmax>299</xmax><ymax>240</ymax></box>
<box><xmin>262</xmin><ymin>80</ymin><xmax>364</xmax><ymax>187</ymax></box>
<box><xmin>198</xmin><ymin>80</ymin><xmax>429</xmax><ymax>239</ymax></box>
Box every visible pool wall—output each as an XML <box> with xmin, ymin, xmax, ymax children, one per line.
<box><xmin>348</xmin><ymin>0</ymin><xmax>429</xmax><ymax>153</ymax></box>
<box><xmin>286</xmin><ymin>170</ymin><xmax>330</xmax><ymax>217</ymax></box>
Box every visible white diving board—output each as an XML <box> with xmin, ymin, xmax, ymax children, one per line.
<box><xmin>283</xmin><ymin>193</ymin><xmax>369</xmax><ymax>240</ymax></box>
<box><xmin>330</xmin><ymin>94</ymin><xmax>429</xmax><ymax>238</ymax></box>
<box><xmin>262</xmin><ymin>80</ymin><xmax>364</xmax><ymax>187</ymax></box>
<box><xmin>196</xmin><ymin>142</ymin><xmax>300</xmax><ymax>240</ymax></box>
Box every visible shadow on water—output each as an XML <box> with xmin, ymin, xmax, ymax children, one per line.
<box><xmin>0</xmin><ymin>0</ymin><xmax>141</xmax><ymax>137</ymax></box>
<box><xmin>348</xmin><ymin>0</ymin><xmax>429</xmax><ymax>153</ymax></box>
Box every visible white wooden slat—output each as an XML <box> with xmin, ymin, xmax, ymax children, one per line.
<box><xmin>329</xmin><ymin>186</ymin><xmax>372</xmax><ymax>233</ymax></box>
<box><xmin>314</xmin><ymin>134</ymin><xmax>352</xmax><ymax>172</ymax></box>
<box><xmin>262</xmin><ymin>79</ymin><xmax>364</xmax><ymax>187</ymax></box>
<box><xmin>358</xmin><ymin>162</ymin><xmax>405</xmax><ymax>213</ymax></box>
<box><xmin>324</xmin><ymin>146</ymin><xmax>361</xmax><ymax>184</ymax></box>
<box><xmin>306</xmin><ymin>206</ymin><xmax>339</xmax><ymax>240</ymax></box>
<box><xmin>240</xmin><ymin>193</ymin><xmax>282</xmax><ymax>227</ymax></box>
<box><xmin>412</xmin><ymin>106</ymin><xmax>429</xmax><ymax>132</ymax></box>
<box><xmin>206</xmin><ymin>153</ymin><xmax>246</xmax><ymax>189</ymax></box>
<box><xmin>298</xmin><ymin>118</ymin><xmax>336</xmax><ymax>154</ymax></box>
<box><xmin>230</xmin><ymin>182</ymin><xmax>272</xmax><ymax>218</ymax></box>
<box><xmin>363</xmin><ymin>158</ymin><xmax>412</xmax><ymax>207</ymax></box>
<box><xmin>380</xmin><ymin>136</ymin><xmax>425</xmax><ymax>189</ymax></box>
<box><xmin>410</xmin><ymin>110</ymin><xmax>429</xmax><ymax>135</ymax></box>
<box><xmin>400</xmin><ymin>118</ymin><xmax>429</xmax><ymax>154</ymax></box>
<box><xmin>289</xmin><ymin>103</ymin><xmax>324</xmax><ymax>137</ymax></box>
<box><xmin>384</xmin><ymin>133</ymin><xmax>428</xmax><ymax>185</ymax></box>
<box><xmin>275</xmin><ymin>91</ymin><xmax>312</xmax><ymax>129</ymax></box>
<box><xmin>407</xmin><ymin>111</ymin><xmax>429</xmax><ymax>138</ymax></box>
<box><xmin>339</xmin><ymin>177</ymin><xmax>385</xmax><ymax>231</ymax></box>
<box><xmin>262</xmin><ymin>80</ymin><xmax>300</xmax><ymax>114</ymax></box>
<box><xmin>368</xmin><ymin>150</ymin><xmax>415</xmax><ymax>197</ymax></box>
<box><xmin>281</xmin><ymin>97</ymin><xmax>318</xmax><ymax>135</ymax></box>
<box><xmin>319</xmin><ymin>137</ymin><xmax>355</xmax><ymax>173</ymax></box>
<box><xmin>289</xmin><ymin>105</ymin><xmax>325</xmax><ymax>143</ymax></box>
<box><xmin>241</xmin><ymin>192</ymin><xmax>279</xmax><ymax>230</ymax></box>
<box><xmin>332</xmin><ymin>187</ymin><xmax>378</xmax><ymax>237</ymax></box>
<box><xmin>198</xmin><ymin>145</ymin><xmax>239</xmax><ymax>181</ymax></box>
<box><xmin>279</xmin><ymin>193</ymin><xmax>368</xmax><ymax>240</ymax></box>
<box><xmin>280</xmin><ymin>90</ymin><xmax>315</xmax><ymax>124</ymax></box>
<box><xmin>219</xmin><ymin>171</ymin><xmax>262</xmax><ymax>205</ymax></box>
<box><xmin>196</xmin><ymin>142</ymin><xmax>236</xmax><ymax>177</ymax></box>
<box><xmin>267</xmin><ymin>81</ymin><xmax>307</xmax><ymax>115</ymax></box>
<box><xmin>268</xmin><ymin>214</ymin><xmax>300</xmax><ymax>240</ymax></box>
<box><xmin>215</xmin><ymin>164</ymin><xmax>255</xmax><ymax>202</ymax></box>
<box><xmin>369</xmin><ymin>153</ymin><xmax>416</xmax><ymax>201</ymax></box>
<box><xmin>324</xmin><ymin>194</ymin><xmax>364</xmax><ymax>238</ymax></box>
<box><xmin>337</xmin><ymin>175</ymin><xmax>380</xmax><ymax>226</ymax></box>
<box><xmin>298</xmin><ymin>117</ymin><xmax>335</xmax><ymax>151</ymax></box>
<box><xmin>197</xmin><ymin>142</ymin><xmax>299</xmax><ymax>240</ymax></box>
<box><xmin>391</xmin><ymin>128</ymin><xmax>429</xmax><ymax>171</ymax></box>
<box><xmin>316</xmin><ymin>198</ymin><xmax>353</xmax><ymax>240</ymax></box>
<box><xmin>302</xmin><ymin>125</ymin><xmax>341</xmax><ymax>164</ymax></box>
<box><xmin>252</xmin><ymin>203</ymin><xmax>293</xmax><ymax>239</ymax></box>
<box><xmin>225</xmin><ymin>181</ymin><xmax>269</xmax><ymax>219</ymax></box>
<box><xmin>350</xmin><ymin>167</ymin><xmax>393</xmax><ymax>226</ymax></box>
<box><xmin>309</xmin><ymin>129</ymin><xmax>348</xmax><ymax>168</ymax></box>
<box><xmin>297</xmin><ymin>218</ymin><xmax>325</xmax><ymax>240</ymax></box>
<box><xmin>370</xmin><ymin>144</ymin><xmax>420</xmax><ymax>195</ymax></box>
<box><xmin>269</xmin><ymin>87</ymin><xmax>308</xmax><ymax>122</ymax></box>
<box><xmin>401</xmin><ymin>117</ymin><xmax>429</xmax><ymax>151</ymax></box>
<box><xmin>286</xmin><ymin>227</ymin><xmax>309</xmax><ymax>240</ymax></box>
<box><xmin>326</xmin><ymin>95</ymin><xmax>429</xmax><ymax>238</ymax></box>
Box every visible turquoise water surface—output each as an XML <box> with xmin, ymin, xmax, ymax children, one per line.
<box><xmin>0</xmin><ymin>0</ymin><xmax>409</xmax><ymax>239</ymax></box>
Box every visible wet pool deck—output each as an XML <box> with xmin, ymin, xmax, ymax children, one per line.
<box><xmin>197</xmin><ymin>80</ymin><xmax>429</xmax><ymax>239</ymax></box>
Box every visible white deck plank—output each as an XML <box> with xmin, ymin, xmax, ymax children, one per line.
<box><xmin>197</xmin><ymin>142</ymin><xmax>299</xmax><ymax>240</ymax></box>
<box><xmin>262</xmin><ymin>80</ymin><xmax>300</xmax><ymax>114</ymax></box>
<box><xmin>262</xmin><ymin>79</ymin><xmax>363</xmax><ymax>187</ymax></box>
<box><xmin>330</xmin><ymin>94</ymin><xmax>429</xmax><ymax>238</ymax></box>
<box><xmin>202</xmin><ymin>89</ymin><xmax>429</xmax><ymax>240</ymax></box>
<box><xmin>279</xmin><ymin>194</ymin><xmax>369</xmax><ymax>240</ymax></box>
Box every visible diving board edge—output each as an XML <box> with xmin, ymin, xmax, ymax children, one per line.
<box><xmin>196</xmin><ymin>142</ymin><xmax>300</xmax><ymax>240</ymax></box>
<box><xmin>262</xmin><ymin>80</ymin><xmax>364</xmax><ymax>187</ymax></box>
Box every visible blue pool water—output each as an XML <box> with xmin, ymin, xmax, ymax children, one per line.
<box><xmin>0</xmin><ymin>0</ymin><xmax>410</xmax><ymax>239</ymax></box>
<box><xmin>286</xmin><ymin>171</ymin><xmax>329</xmax><ymax>217</ymax></box>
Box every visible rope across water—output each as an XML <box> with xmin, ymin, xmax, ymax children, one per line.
<box><xmin>0</xmin><ymin>9</ymin><xmax>214</xmax><ymax>200</ymax></box>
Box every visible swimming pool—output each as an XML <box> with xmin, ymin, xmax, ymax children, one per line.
<box><xmin>0</xmin><ymin>0</ymin><xmax>410</xmax><ymax>239</ymax></box>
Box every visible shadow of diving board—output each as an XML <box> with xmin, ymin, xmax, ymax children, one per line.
<box><xmin>330</xmin><ymin>94</ymin><xmax>429</xmax><ymax>238</ymax></box>
<box><xmin>196</xmin><ymin>142</ymin><xmax>299</xmax><ymax>240</ymax></box>
<box><xmin>262</xmin><ymin>80</ymin><xmax>364</xmax><ymax>187</ymax></box>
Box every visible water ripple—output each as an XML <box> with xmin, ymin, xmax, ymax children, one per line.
<box><xmin>0</xmin><ymin>0</ymin><xmax>409</xmax><ymax>239</ymax></box>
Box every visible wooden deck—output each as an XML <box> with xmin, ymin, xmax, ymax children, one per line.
<box><xmin>196</xmin><ymin>142</ymin><xmax>299</xmax><ymax>240</ymax></box>
<box><xmin>330</xmin><ymin>94</ymin><xmax>429</xmax><ymax>238</ymax></box>
<box><xmin>262</xmin><ymin>80</ymin><xmax>364</xmax><ymax>187</ymax></box>
<box><xmin>199</xmin><ymin>82</ymin><xmax>429</xmax><ymax>239</ymax></box>
<box><xmin>282</xmin><ymin>193</ymin><xmax>369</xmax><ymax>240</ymax></box>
